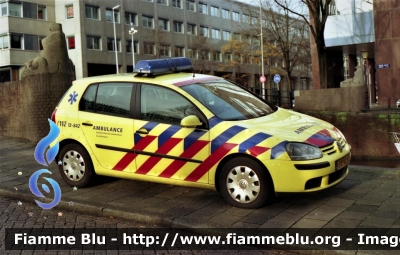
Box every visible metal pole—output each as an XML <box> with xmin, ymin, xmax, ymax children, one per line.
<box><xmin>112</xmin><ymin>5</ymin><xmax>120</xmax><ymax>74</ymax></box>
<box><xmin>259</xmin><ymin>0</ymin><xmax>265</xmax><ymax>99</ymax></box>
<box><xmin>129</xmin><ymin>23</ymin><xmax>138</xmax><ymax>71</ymax></box>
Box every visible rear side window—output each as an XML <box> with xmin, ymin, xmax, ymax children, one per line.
<box><xmin>79</xmin><ymin>83</ymin><xmax>133</xmax><ymax>118</ymax></box>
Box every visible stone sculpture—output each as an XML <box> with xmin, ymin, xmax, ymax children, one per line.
<box><xmin>21</xmin><ymin>23</ymin><xmax>74</xmax><ymax>79</ymax></box>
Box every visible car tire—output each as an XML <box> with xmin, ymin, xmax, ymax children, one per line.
<box><xmin>219</xmin><ymin>157</ymin><xmax>272</xmax><ymax>209</ymax></box>
<box><xmin>58</xmin><ymin>143</ymin><xmax>93</xmax><ymax>188</ymax></box>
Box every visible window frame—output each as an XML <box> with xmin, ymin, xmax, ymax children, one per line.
<box><xmin>210</xmin><ymin>6</ymin><xmax>219</xmax><ymax>17</ymax></box>
<box><xmin>66</xmin><ymin>5</ymin><xmax>74</xmax><ymax>19</ymax></box>
<box><xmin>158</xmin><ymin>18</ymin><xmax>169</xmax><ymax>31</ymax></box>
<box><xmin>198</xmin><ymin>2</ymin><xmax>207</xmax><ymax>14</ymax></box>
<box><xmin>87</xmin><ymin>35</ymin><xmax>101</xmax><ymax>50</ymax></box>
<box><xmin>172</xmin><ymin>0</ymin><xmax>182</xmax><ymax>8</ymax></box>
<box><xmin>142</xmin><ymin>15</ymin><xmax>154</xmax><ymax>28</ymax></box>
<box><xmin>105</xmin><ymin>8</ymin><xmax>120</xmax><ymax>23</ymax></box>
<box><xmin>173</xmin><ymin>21</ymin><xmax>183</xmax><ymax>33</ymax></box>
<box><xmin>221</xmin><ymin>9</ymin><xmax>229</xmax><ymax>19</ymax></box>
<box><xmin>211</xmin><ymin>28</ymin><xmax>220</xmax><ymax>40</ymax></box>
<box><xmin>85</xmin><ymin>5</ymin><xmax>100</xmax><ymax>20</ymax></box>
<box><xmin>107</xmin><ymin>37</ymin><xmax>121</xmax><ymax>52</ymax></box>
<box><xmin>125</xmin><ymin>12</ymin><xmax>138</xmax><ymax>26</ymax></box>
<box><xmin>186</xmin><ymin>0</ymin><xmax>195</xmax><ymax>12</ymax></box>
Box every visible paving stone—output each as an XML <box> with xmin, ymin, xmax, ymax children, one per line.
<box><xmin>291</xmin><ymin>218</ymin><xmax>327</xmax><ymax>228</ymax></box>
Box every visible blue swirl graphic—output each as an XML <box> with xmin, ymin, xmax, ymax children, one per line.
<box><xmin>29</xmin><ymin>169</ymin><xmax>62</xmax><ymax>210</ymax></box>
<box><xmin>34</xmin><ymin>119</ymin><xmax>60</xmax><ymax>166</ymax></box>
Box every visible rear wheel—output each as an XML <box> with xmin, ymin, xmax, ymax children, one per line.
<box><xmin>58</xmin><ymin>144</ymin><xmax>93</xmax><ymax>188</ymax></box>
<box><xmin>219</xmin><ymin>157</ymin><xmax>272</xmax><ymax>209</ymax></box>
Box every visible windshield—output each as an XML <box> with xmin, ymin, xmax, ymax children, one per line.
<box><xmin>181</xmin><ymin>79</ymin><xmax>275</xmax><ymax>120</ymax></box>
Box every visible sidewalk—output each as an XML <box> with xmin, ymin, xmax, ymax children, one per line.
<box><xmin>1</xmin><ymin>136</ymin><xmax>399</xmax><ymax>237</ymax></box>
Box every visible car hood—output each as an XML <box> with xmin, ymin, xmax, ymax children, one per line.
<box><xmin>235</xmin><ymin>108</ymin><xmax>342</xmax><ymax>147</ymax></box>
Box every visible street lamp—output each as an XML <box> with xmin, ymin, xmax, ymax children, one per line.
<box><xmin>112</xmin><ymin>5</ymin><xmax>120</xmax><ymax>74</ymax></box>
<box><xmin>129</xmin><ymin>23</ymin><xmax>138</xmax><ymax>71</ymax></box>
<box><xmin>259</xmin><ymin>0</ymin><xmax>265</xmax><ymax>99</ymax></box>
<box><xmin>361</xmin><ymin>49</ymin><xmax>371</xmax><ymax>109</ymax></box>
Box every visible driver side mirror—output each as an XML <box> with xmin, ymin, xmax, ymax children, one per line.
<box><xmin>180</xmin><ymin>115</ymin><xmax>202</xmax><ymax>128</ymax></box>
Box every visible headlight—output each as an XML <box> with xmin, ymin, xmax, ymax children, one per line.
<box><xmin>286</xmin><ymin>142</ymin><xmax>323</xmax><ymax>161</ymax></box>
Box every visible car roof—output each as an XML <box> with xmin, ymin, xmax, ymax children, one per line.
<box><xmin>73</xmin><ymin>72</ymin><xmax>223</xmax><ymax>87</ymax></box>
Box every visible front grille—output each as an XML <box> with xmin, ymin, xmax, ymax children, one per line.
<box><xmin>320</xmin><ymin>137</ymin><xmax>346</xmax><ymax>156</ymax></box>
<box><xmin>328</xmin><ymin>167</ymin><xmax>347</xmax><ymax>184</ymax></box>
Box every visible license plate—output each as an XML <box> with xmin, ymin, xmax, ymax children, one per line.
<box><xmin>336</xmin><ymin>153</ymin><xmax>351</xmax><ymax>170</ymax></box>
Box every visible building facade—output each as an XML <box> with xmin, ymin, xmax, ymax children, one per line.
<box><xmin>0</xmin><ymin>0</ymin><xmax>311</xmax><ymax>98</ymax></box>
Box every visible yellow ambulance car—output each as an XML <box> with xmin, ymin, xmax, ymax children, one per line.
<box><xmin>52</xmin><ymin>57</ymin><xmax>350</xmax><ymax>208</ymax></box>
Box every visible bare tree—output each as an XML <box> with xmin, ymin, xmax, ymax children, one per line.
<box><xmin>187</xmin><ymin>36</ymin><xmax>213</xmax><ymax>74</ymax></box>
<box><xmin>274</xmin><ymin>0</ymin><xmax>334</xmax><ymax>89</ymax></box>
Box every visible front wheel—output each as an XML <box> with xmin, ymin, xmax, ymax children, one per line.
<box><xmin>219</xmin><ymin>157</ymin><xmax>272</xmax><ymax>209</ymax></box>
<box><xmin>58</xmin><ymin>144</ymin><xmax>93</xmax><ymax>188</ymax></box>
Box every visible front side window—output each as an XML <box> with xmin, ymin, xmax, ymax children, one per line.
<box><xmin>87</xmin><ymin>36</ymin><xmax>101</xmax><ymax>50</ymax></box>
<box><xmin>85</xmin><ymin>5</ymin><xmax>99</xmax><ymax>20</ymax></box>
<box><xmin>80</xmin><ymin>83</ymin><xmax>133</xmax><ymax>118</ymax></box>
<box><xmin>141</xmin><ymin>84</ymin><xmax>197</xmax><ymax>125</ymax></box>
<box><xmin>181</xmin><ymin>80</ymin><xmax>275</xmax><ymax>120</ymax></box>
<box><xmin>173</xmin><ymin>21</ymin><xmax>183</xmax><ymax>33</ymax></box>
<box><xmin>107</xmin><ymin>38</ymin><xmax>121</xmax><ymax>51</ymax></box>
<box><xmin>142</xmin><ymin>15</ymin><xmax>154</xmax><ymax>28</ymax></box>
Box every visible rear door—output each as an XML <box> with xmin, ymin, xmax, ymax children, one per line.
<box><xmin>78</xmin><ymin>82</ymin><xmax>136</xmax><ymax>172</ymax></box>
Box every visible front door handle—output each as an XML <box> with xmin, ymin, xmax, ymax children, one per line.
<box><xmin>135</xmin><ymin>128</ymin><xmax>148</xmax><ymax>135</ymax></box>
<box><xmin>82</xmin><ymin>122</ymin><xmax>93</xmax><ymax>126</ymax></box>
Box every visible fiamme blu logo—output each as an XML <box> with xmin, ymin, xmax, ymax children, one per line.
<box><xmin>29</xmin><ymin>119</ymin><xmax>62</xmax><ymax>209</ymax></box>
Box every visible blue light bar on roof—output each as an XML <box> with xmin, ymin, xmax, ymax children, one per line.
<box><xmin>133</xmin><ymin>57</ymin><xmax>193</xmax><ymax>75</ymax></box>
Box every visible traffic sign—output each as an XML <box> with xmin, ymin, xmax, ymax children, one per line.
<box><xmin>259</xmin><ymin>75</ymin><xmax>266</xmax><ymax>83</ymax></box>
<box><xmin>273</xmin><ymin>74</ymin><xmax>281</xmax><ymax>83</ymax></box>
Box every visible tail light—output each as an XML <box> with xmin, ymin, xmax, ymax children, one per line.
<box><xmin>51</xmin><ymin>109</ymin><xmax>57</xmax><ymax>123</ymax></box>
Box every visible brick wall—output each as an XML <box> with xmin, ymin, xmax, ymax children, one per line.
<box><xmin>294</xmin><ymin>86</ymin><xmax>365</xmax><ymax>112</ymax></box>
<box><xmin>299</xmin><ymin>110</ymin><xmax>400</xmax><ymax>159</ymax></box>
<box><xmin>0</xmin><ymin>74</ymin><xmax>72</xmax><ymax>142</ymax></box>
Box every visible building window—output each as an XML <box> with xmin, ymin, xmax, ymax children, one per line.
<box><xmin>1</xmin><ymin>3</ymin><xmax>7</xmax><ymax>17</ymax></box>
<box><xmin>224</xmin><ymin>53</ymin><xmax>232</xmax><ymax>62</ymax></box>
<box><xmin>126</xmin><ymin>40</ymin><xmax>138</xmax><ymax>54</ymax></box>
<box><xmin>213</xmin><ymin>52</ymin><xmax>222</xmax><ymax>62</ymax></box>
<box><xmin>39</xmin><ymin>36</ymin><xmax>45</xmax><ymax>50</ymax></box>
<box><xmin>107</xmin><ymin>38</ymin><xmax>121</xmax><ymax>52</ymax></box>
<box><xmin>173</xmin><ymin>21</ymin><xmax>183</xmax><ymax>33</ymax></box>
<box><xmin>158</xmin><ymin>18</ymin><xmax>169</xmax><ymax>31</ymax></box>
<box><xmin>9</xmin><ymin>2</ymin><xmax>22</xmax><ymax>17</ymax></box>
<box><xmin>23</xmin><ymin>2</ymin><xmax>46</xmax><ymax>19</ymax></box>
<box><xmin>125</xmin><ymin>12</ymin><xmax>137</xmax><ymax>26</ymax></box>
<box><xmin>200</xmin><ymin>26</ymin><xmax>208</xmax><ymax>37</ymax></box>
<box><xmin>251</xmin><ymin>16</ymin><xmax>257</xmax><ymax>24</ymax></box>
<box><xmin>38</xmin><ymin>5</ymin><xmax>46</xmax><ymax>19</ymax></box>
<box><xmin>172</xmin><ymin>0</ymin><xmax>182</xmax><ymax>8</ymax></box>
<box><xmin>201</xmin><ymin>50</ymin><xmax>209</xmax><ymax>60</ymax></box>
<box><xmin>85</xmin><ymin>5</ymin><xmax>100</xmax><ymax>20</ymax></box>
<box><xmin>187</xmin><ymin>0</ymin><xmax>195</xmax><ymax>11</ymax></box>
<box><xmin>175</xmin><ymin>46</ymin><xmax>184</xmax><ymax>57</ymax></box>
<box><xmin>142</xmin><ymin>15</ymin><xmax>154</xmax><ymax>28</ymax></box>
<box><xmin>24</xmin><ymin>34</ymin><xmax>39</xmax><ymax>50</ymax></box>
<box><xmin>106</xmin><ymin>8</ymin><xmax>119</xmax><ymax>23</ymax></box>
<box><xmin>210</xmin><ymin>6</ymin><xmax>219</xmax><ymax>17</ymax></box>
<box><xmin>233</xmin><ymin>32</ymin><xmax>240</xmax><ymax>41</ymax></box>
<box><xmin>66</xmin><ymin>5</ymin><xmax>74</xmax><ymax>19</ymax></box>
<box><xmin>222</xmin><ymin>9</ymin><xmax>229</xmax><ymax>19</ymax></box>
<box><xmin>222</xmin><ymin>31</ymin><xmax>231</xmax><ymax>41</ymax></box>
<box><xmin>0</xmin><ymin>68</ymin><xmax>11</xmax><ymax>82</ymax></box>
<box><xmin>232</xmin><ymin>11</ymin><xmax>239</xmax><ymax>21</ymax></box>
<box><xmin>159</xmin><ymin>45</ymin><xmax>170</xmax><ymax>57</ymax></box>
<box><xmin>187</xmin><ymin>23</ymin><xmax>196</xmax><ymax>35</ymax></box>
<box><xmin>9</xmin><ymin>34</ymin><xmax>22</xmax><ymax>49</ymax></box>
<box><xmin>211</xmin><ymin>28</ymin><xmax>220</xmax><ymax>39</ymax></box>
<box><xmin>158</xmin><ymin>0</ymin><xmax>168</xmax><ymax>5</ymax></box>
<box><xmin>144</xmin><ymin>42</ymin><xmax>155</xmax><ymax>55</ymax></box>
<box><xmin>199</xmin><ymin>3</ymin><xmax>207</xmax><ymax>14</ymax></box>
<box><xmin>0</xmin><ymin>35</ymin><xmax>9</xmax><ymax>49</ymax></box>
<box><xmin>67</xmin><ymin>36</ymin><xmax>75</xmax><ymax>49</ymax></box>
<box><xmin>242</xmin><ymin>14</ymin><xmax>249</xmax><ymax>23</ymax></box>
<box><xmin>188</xmin><ymin>48</ymin><xmax>197</xmax><ymax>59</ymax></box>
<box><xmin>87</xmin><ymin>36</ymin><xmax>101</xmax><ymax>50</ymax></box>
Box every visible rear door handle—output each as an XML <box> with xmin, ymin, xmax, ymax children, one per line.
<box><xmin>135</xmin><ymin>128</ymin><xmax>148</xmax><ymax>135</ymax></box>
<box><xmin>82</xmin><ymin>122</ymin><xmax>93</xmax><ymax>126</ymax></box>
